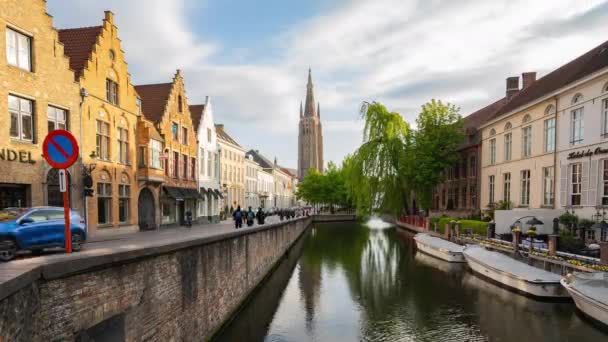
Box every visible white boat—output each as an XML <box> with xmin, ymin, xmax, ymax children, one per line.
<box><xmin>561</xmin><ymin>272</ymin><xmax>608</xmax><ymax>326</ymax></box>
<box><xmin>463</xmin><ymin>245</ymin><xmax>569</xmax><ymax>299</ymax></box>
<box><xmin>415</xmin><ymin>251</ymin><xmax>466</xmax><ymax>273</ymax></box>
<box><xmin>414</xmin><ymin>233</ymin><xmax>465</xmax><ymax>263</ymax></box>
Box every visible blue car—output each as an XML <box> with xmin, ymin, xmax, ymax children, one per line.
<box><xmin>0</xmin><ymin>207</ymin><xmax>87</xmax><ymax>261</ymax></box>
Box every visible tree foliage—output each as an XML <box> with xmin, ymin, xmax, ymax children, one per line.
<box><xmin>296</xmin><ymin>162</ymin><xmax>350</xmax><ymax>208</ymax></box>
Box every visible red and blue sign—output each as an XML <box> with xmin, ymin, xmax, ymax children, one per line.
<box><xmin>42</xmin><ymin>130</ymin><xmax>79</xmax><ymax>169</ymax></box>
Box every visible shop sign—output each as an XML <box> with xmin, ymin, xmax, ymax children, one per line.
<box><xmin>0</xmin><ymin>148</ymin><xmax>35</xmax><ymax>164</ymax></box>
<box><xmin>567</xmin><ymin>146</ymin><xmax>608</xmax><ymax>160</ymax></box>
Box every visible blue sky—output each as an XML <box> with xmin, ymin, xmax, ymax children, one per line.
<box><xmin>47</xmin><ymin>0</ymin><xmax>608</xmax><ymax>169</ymax></box>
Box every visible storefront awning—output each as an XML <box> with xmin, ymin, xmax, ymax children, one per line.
<box><xmin>208</xmin><ymin>188</ymin><xmax>218</xmax><ymax>199</ymax></box>
<box><xmin>183</xmin><ymin>188</ymin><xmax>204</xmax><ymax>200</ymax></box>
<box><xmin>214</xmin><ymin>189</ymin><xmax>224</xmax><ymax>199</ymax></box>
<box><xmin>199</xmin><ymin>187</ymin><xmax>208</xmax><ymax>195</ymax></box>
<box><xmin>163</xmin><ymin>186</ymin><xmax>204</xmax><ymax>200</ymax></box>
<box><xmin>163</xmin><ymin>186</ymin><xmax>184</xmax><ymax>200</ymax></box>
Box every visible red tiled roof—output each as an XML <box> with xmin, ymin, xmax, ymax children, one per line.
<box><xmin>57</xmin><ymin>26</ymin><xmax>103</xmax><ymax>80</ymax></box>
<box><xmin>215</xmin><ymin>125</ymin><xmax>241</xmax><ymax>147</ymax></box>
<box><xmin>491</xmin><ymin>39</ymin><xmax>608</xmax><ymax>120</ymax></box>
<box><xmin>189</xmin><ymin>105</ymin><xmax>205</xmax><ymax>132</ymax></box>
<box><xmin>134</xmin><ymin>83</ymin><xmax>173</xmax><ymax>123</ymax></box>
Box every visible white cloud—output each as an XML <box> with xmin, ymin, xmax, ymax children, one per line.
<box><xmin>47</xmin><ymin>0</ymin><xmax>608</xmax><ymax>168</ymax></box>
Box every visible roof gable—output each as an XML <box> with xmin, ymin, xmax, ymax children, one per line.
<box><xmin>216</xmin><ymin>125</ymin><xmax>241</xmax><ymax>147</ymax></box>
<box><xmin>189</xmin><ymin>105</ymin><xmax>205</xmax><ymax>132</ymax></box>
<box><xmin>135</xmin><ymin>83</ymin><xmax>173</xmax><ymax>123</ymax></box>
<box><xmin>57</xmin><ymin>26</ymin><xmax>102</xmax><ymax>80</ymax></box>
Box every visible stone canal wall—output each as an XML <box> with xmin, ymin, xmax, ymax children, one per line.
<box><xmin>0</xmin><ymin>217</ymin><xmax>310</xmax><ymax>341</ymax></box>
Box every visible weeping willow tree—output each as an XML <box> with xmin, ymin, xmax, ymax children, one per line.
<box><xmin>345</xmin><ymin>102</ymin><xmax>412</xmax><ymax>216</ymax></box>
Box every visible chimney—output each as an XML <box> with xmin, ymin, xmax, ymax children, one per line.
<box><xmin>522</xmin><ymin>72</ymin><xmax>536</xmax><ymax>89</ymax></box>
<box><xmin>506</xmin><ymin>76</ymin><xmax>519</xmax><ymax>100</ymax></box>
<box><xmin>216</xmin><ymin>124</ymin><xmax>224</xmax><ymax>131</ymax></box>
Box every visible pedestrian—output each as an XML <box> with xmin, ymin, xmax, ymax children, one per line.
<box><xmin>279</xmin><ymin>209</ymin><xmax>284</xmax><ymax>221</ymax></box>
<box><xmin>233</xmin><ymin>205</ymin><xmax>243</xmax><ymax>229</ymax></box>
<box><xmin>246</xmin><ymin>206</ymin><xmax>255</xmax><ymax>227</ymax></box>
<box><xmin>256</xmin><ymin>207</ymin><xmax>265</xmax><ymax>225</ymax></box>
<box><xmin>185</xmin><ymin>210</ymin><xmax>193</xmax><ymax>227</ymax></box>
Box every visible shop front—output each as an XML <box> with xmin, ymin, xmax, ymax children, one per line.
<box><xmin>161</xmin><ymin>186</ymin><xmax>203</xmax><ymax>227</ymax></box>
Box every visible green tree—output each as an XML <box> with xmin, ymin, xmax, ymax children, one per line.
<box><xmin>406</xmin><ymin>99</ymin><xmax>463</xmax><ymax>210</ymax></box>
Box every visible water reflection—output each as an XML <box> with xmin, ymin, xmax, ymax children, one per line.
<box><xmin>215</xmin><ymin>222</ymin><xmax>608</xmax><ymax>342</ymax></box>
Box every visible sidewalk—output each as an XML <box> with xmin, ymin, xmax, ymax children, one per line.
<box><xmin>0</xmin><ymin>215</ymin><xmax>290</xmax><ymax>300</ymax></box>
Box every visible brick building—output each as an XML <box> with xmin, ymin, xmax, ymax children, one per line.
<box><xmin>136</xmin><ymin>70</ymin><xmax>201</xmax><ymax>227</ymax></box>
<box><xmin>58</xmin><ymin>11</ymin><xmax>141</xmax><ymax>236</ymax></box>
<box><xmin>0</xmin><ymin>0</ymin><xmax>83</xmax><ymax>213</ymax></box>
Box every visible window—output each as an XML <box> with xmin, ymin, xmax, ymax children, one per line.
<box><xmin>587</xmin><ymin>229</ymin><xmax>596</xmax><ymax>241</ymax></box>
<box><xmin>48</xmin><ymin>106</ymin><xmax>67</xmax><ymax>132</ymax></box>
<box><xmin>191</xmin><ymin>157</ymin><xmax>196</xmax><ymax>180</ymax></box>
<box><xmin>138</xmin><ymin>146</ymin><xmax>146</xmax><ymax>167</ymax></box>
<box><xmin>6</xmin><ymin>28</ymin><xmax>31</xmax><ymax>71</ymax></box>
<box><xmin>462</xmin><ymin>186</ymin><xmax>467</xmax><ymax>208</ymax></box>
<box><xmin>106</xmin><ymin>79</ymin><xmax>119</xmax><ymax>105</ymax></box>
<box><xmin>208</xmin><ymin>151</ymin><xmax>212</xmax><ymax>178</ymax></box>
<box><xmin>522</xmin><ymin>114</ymin><xmax>531</xmax><ymax>124</ymax></box>
<box><xmin>97</xmin><ymin>182</ymin><xmax>112</xmax><ymax>224</ymax></box>
<box><xmin>178</xmin><ymin>95</ymin><xmax>183</xmax><ymax>113</ymax></box>
<box><xmin>544</xmin><ymin>118</ymin><xmax>555</xmax><ymax>152</ymax></box>
<box><xmin>545</xmin><ymin>104</ymin><xmax>556</xmax><ymax>116</ymax></box>
<box><xmin>200</xmin><ymin>148</ymin><xmax>205</xmax><ymax>176</ymax></box>
<box><xmin>489</xmin><ymin>139</ymin><xmax>496</xmax><ymax>165</ymax></box>
<box><xmin>571</xmin><ymin>163</ymin><xmax>582</xmax><ymax>205</ymax></box>
<box><xmin>520</xmin><ymin>170</ymin><xmax>530</xmax><ymax>206</ymax></box>
<box><xmin>504</xmin><ymin>133</ymin><xmax>512</xmax><ymax>161</ymax></box>
<box><xmin>9</xmin><ymin>95</ymin><xmax>33</xmax><ymax>141</ymax></box>
<box><xmin>602</xmin><ymin>229</ymin><xmax>608</xmax><ymax>242</ymax></box>
<box><xmin>173</xmin><ymin>152</ymin><xmax>179</xmax><ymax>177</ymax></box>
<box><xmin>182</xmin><ymin>127</ymin><xmax>188</xmax><ymax>145</ymax></box>
<box><xmin>572</xmin><ymin>93</ymin><xmax>583</xmax><ymax>105</ymax></box>
<box><xmin>571</xmin><ymin>108</ymin><xmax>584</xmax><ymax>145</ymax></box>
<box><xmin>207</xmin><ymin>128</ymin><xmax>212</xmax><ymax>143</ymax></box>
<box><xmin>603</xmin><ymin>160</ymin><xmax>608</xmax><ymax>205</ymax></box>
<box><xmin>603</xmin><ymin>99</ymin><xmax>608</xmax><ymax>136</ymax></box>
<box><xmin>150</xmin><ymin>140</ymin><xmax>163</xmax><ymax>169</ymax></box>
<box><xmin>543</xmin><ymin>166</ymin><xmax>554</xmax><ymax>206</ymax></box>
<box><xmin>119</xmin><ymin>184</ymin><xmax>130</xmax><ymax>223</ymax></box>
<box><xmin>454</xmin><ymin>187</ymin><xmax>459</xmax><ymax>208</ymax></box>
<box><xmin>488</xmin><ymin>175</ymin><xmax>495</xmax><ymax>205</ymax></box>
<box><xmin>96</xmin><ymin>120</ymin><xmax>110</xmax><ymax>160</ymax></box>
<box><xmin>489</xmin><ymin>128</ymin><xmax>496</xmax><ymax>136</ymax></box>
<box><xmin>503</xmin><ymin>173</ymin><xmax>511</xmax><ymax>203</ymax></box>
<box><xmin>470</xmin><ymin>156</ymin><xmax>476</xmax><ymax>177</ymax></box>
<box><xmin>504</xmin><ymin>122</ymin><xmax>512</xmax><ymax>130</ymax></box>
<box><xmin>136</xmin><ymin>98</ymin><xmax>142</xmax><ymax>115</ymax></box>
<box><xmin>470</xmin><ymin>185</ymin><xmax>476</xmax><ymax>208</ymax></box>
<box><xmin>117</xmin><ymin>127</ymin><xmax>129</xmax><ymax>164</ymax></box>
<box><xmin>182</xmin><ymin>154</ymin><xmax>188</xmax><ymax>179</ymax></box>
<box><xmin>522</xmin><ymin>126</ymin><xmax>532</xmax><ymax>157</ymax></box>
<box><xmin>172</xmin><ymin>122</ymin><xmax>179</xmax><ymax>141</ymax></box>
<box><xmin>109</xmin><ymin>49</ymin><xmax>115</xmax><ymax>61</ymax></box>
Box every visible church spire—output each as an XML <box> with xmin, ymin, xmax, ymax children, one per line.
<box><xmin>300</xmin><ymin>101</ymin><xmax>303</xmax><ymax>118</ymax></box>
<box><xmin>304</xmin><ymin>68</ymin><xmax>317</xmax><ymax>117</ymax></box>
<box><xmin>317</xmin><ymin>102</ymin><xmax>320</xmax><ymax>118</ymax></box>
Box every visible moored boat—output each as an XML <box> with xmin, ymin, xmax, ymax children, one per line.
<box><xmin>414</xmin><ymin>233</ymin><xmax>465</xmax><ymax>263</ymax></box>
<box><xmin>561</xmin><ymin>272</ymin><xmax>608</xmax><ymax>327</ymax></box>
<box><xmin>463</xmin><ymin>245</ymin><xmax>569</xmax><ymax>299</ymax></box>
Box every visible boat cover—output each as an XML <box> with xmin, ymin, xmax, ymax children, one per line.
<box><xmin>464</xmin><ymin>245</ymin><xmax>562</xmax><ymax>283</ymax></box>
<box><xmin>414</xmin><ymin>233</ymin><xmax>464</xmax><ymax>253</ymax></box>
<box><xmin>566</xmin><ymin>272</ymin><xmax>608</xmax><ymax>306</ymax></box>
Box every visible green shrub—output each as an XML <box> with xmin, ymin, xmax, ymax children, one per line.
<box><xmin>432</xmin><ymin>217</ymin><xmax>488</xmax><ymax>235</ymax></box>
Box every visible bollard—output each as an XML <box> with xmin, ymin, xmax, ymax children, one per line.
<box><xmin>512</xmin><ymin>230</ymin><xmax>521</xmax><ymax>253</ymax></box>
<box><xmin>548</xmin><ymin>235</ymin><xmax>558</xmax><ymax>256</ymax></box>
<box><xmin>600</xmin><ymin>242</ymin><xmax>608</xmax><ymax>265</ymax></box>
<box><xmin>487</xmin><ymin>222</ymin><xmax>495</xmax><ymax>239</ymax></box>
<box><xmin>552</xmin><ymin>217</ymin><xmax>559</xmax><ymax>235</ymax></box>
<box><xmin>444</xmin><ymin>223</ymin><xmax>451</xmax><ymax>240</ymax></box>
<box><xmin>425</xmin><ymin>218</ymin><xmax>431</xmax><ymax>231</ymax></box>
<box><xmin>455</xmin><ymin>223</ymin><xmax>461</xmax><ymax>240</ymax></box>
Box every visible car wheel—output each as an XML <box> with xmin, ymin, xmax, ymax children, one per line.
<box><xmin>31</xmin><ymin>249</ymin><xmax>43</xmax><ymax>256</ymax></box>
<box><xmin>71</xmin><ymin>232</ymin><xmax>84</xmax><ymax>252</ymax></box>
<box><xmin>0</xmin><ymin>239</ymin><xmax>17</xmax><ymax>262</ymax></box>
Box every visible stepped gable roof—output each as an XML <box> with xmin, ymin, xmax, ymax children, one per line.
<box><xmin>57</xmin><ymin>26</ymin><xmax>103</xmax><ymax>80</ymax></box>
<box><xmin>215</xmin><ymin>125</ymin><xmax>241</xmax><ymax>147</ymax></box>
<box><xmin>491</xmin><ymin>39</ymin><xmax>608</xmax><ymax>121</ymax></box>
<box><xmin>134</xmin><ymin>83</ymin><xmax>173</xmax><ymax>123</ymax></box>
<box><xmin>246</xmin><ymin>150</ymin><xmax>274</xmax><ymax>169</ymax></box>
<box><xmin>189</xmin><ymin>105</ymin><xmax>205</xmax><ymax>132</ymax></box>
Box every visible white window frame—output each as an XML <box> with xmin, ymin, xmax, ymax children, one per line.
<box><xmin>570</xmin><ymin>108</ymin><xmax>584</xmax><ymax>145</ymax></box>
<box><xmin>543</xmin><ymin>118</ymin><xmax>555</xmax><ymax>152</ymax></box>
<box><xmin>149</xmin><ymin>140</ymin><xmax>163</xmax><ymax>169</ymax></box>
<box><xmin>489</xmin><ymin>139</ymin><xmax>496</xmax><ymax>165</ymax></box>
<box><xmin>571</xmin><ymin>163</ymin><xmax>582</xmax><ymax>205</ymax></box>
<box><xmin>504</xmin><ymin>133</ymin><xmax>512</xmax><ymax>161</ymax></box>
<box><xmin>602</xmin><ymin>160</ymin><xmax>608</xmax><ymax>205</ymax></box>
<box><xmin>520</xmin><ymin>170</ymin><xmax>530</xmax><ymax>206</ymax></box>
<box><xmin>6</xmin><ymin>28</ymin><xmax>31</xmax><ymax>71</ymax></box>
<box><xmin>522</xmin><ymin>126</ymin><xmax>532</xmax><ymax>158</ymax></box>
<box><xmin>542</xmin><ymin>166</ymin><xmax>554</xmax><ymax>206</ymax></box>
<box><xmin>503</xmin><ymin>173</ymin><xmax>511</xmax><ymax>203</ymax></box>
<box><xmin>119</xmin><ymin>184</ymin><xmax>130</xmax><ymax>223</ymax></box>
<box><xmin>489</xmin><ymin>175</ymin><xmax>495</xmax><ymax>205</ymax></box>
<box><xmin>9</xmin><ymin>95</ymin><xmax>33</xmax><ymax>141</ymax></box>
<box><xmin>117</xmin><ymin>127</ymin><xmax>129</xmax><ymax>164</ymax></box>
<box><xmin>96</xmin><ymin>120</ymin><xmax>110</xmax><ymax>160</ymax></box>
<box><xmin>48</xmin><ymin>106</ymin><xmax>67</xmax><ymax>132</ymax></box>
<box><xmin>603</xmin><ymin>99</ymin><xmax>608</xmax><ymax>137</ymax></box>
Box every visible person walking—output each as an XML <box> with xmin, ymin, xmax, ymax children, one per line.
<box><xmin>256</xmin><ymin>207</ymin><xmax>265</xmax><ymax>225</ymax></box>
<box><xmin>246</xmin><ymin>206</ymin><xmax>255</xmax><ymax>227</ymax></box>
<box><xmin>233</xmin><ymin>205</ymin><xmax>243</xmax><ymax>229</ymax></box>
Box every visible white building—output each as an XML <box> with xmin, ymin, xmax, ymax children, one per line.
<box><xmin>257</xmin><ymin>169</ymin><xmax>274</xmax><ymax>209</ymax></box>
<box><xmin>190</xmin><ymin>97</ymin><xmax>221</xmax><ymax>223</ymax></box>
<box><xmin>245</xmin><ymin>155</ymin><xmax>260</xmax><ymax>209</ymax></box>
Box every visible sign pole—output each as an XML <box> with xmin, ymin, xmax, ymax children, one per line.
<box><xmin>63</xmin><ymin>170</ymin><xmax>71</xmax><ymax>253</ymax></box>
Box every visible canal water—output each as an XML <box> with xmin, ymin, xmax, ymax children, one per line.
<box><xmin>215</xmin><ymin>221</ymin><xmax>608</xmax><ymax>342</ymax></box>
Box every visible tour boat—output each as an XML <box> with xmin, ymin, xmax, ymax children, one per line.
<box><xmin>413</xmin><ymin>233</ymin><xmax>465</xmax><ymax>263</ymax></box>
<box><xmin>463</xmin><ymin>245</ymin><xmax>569</xmax><ymax>299</ymax></box>
<box><xmin>561</xmin><ymin>272</ymin><xmax>608</xmax><ymax>327</ymax></box>
<box><xmin>415</xmin><ymin>251</ymin><xmax>465</xmax><ymax>273</ymax></box>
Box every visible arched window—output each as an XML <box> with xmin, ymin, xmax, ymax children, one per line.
<box><xmin>97</xmin><ymin>170</ymin><xmax>112</xmax><ymax>225</ymax></box>
<box><xmin>522</xmin><ymin>114</ymin><xmax>531</xmax><ymax>124</ymax></box>
<box><xmin>178</xmin><ymin>95</ymin><xmax>183</xmax><ymax>113</ymax></box>
<box><xmin>572</xmin><ymin>93</ymin><xmax>583</xmax><ymax>105</ymax></box>
<box><xmin>504</xmin><ymin>122</ymin><xmax>512</xmax><ymax>130</ymax></box>
<box><xmin>545</xmin><ymin>104</ymin><xmax>556</xmax><ymax>115</ymax></box>
<box><xmin>489</xmin><ymin>128</ymin><xmax>496</xmax><ymax>136</ymax></box>
<box><xmin>603</xmin><ymin>82</ymin><xmax>608</xmax><ymax>93</ymax></box>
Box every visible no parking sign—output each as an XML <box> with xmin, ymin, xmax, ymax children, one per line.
<box><xmin>42</xmin><ymin>130</ymin><xmax>79</xmax><ymax>253</ymax></box>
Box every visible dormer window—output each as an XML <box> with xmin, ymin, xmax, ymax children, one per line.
<box><xmin>572</xmin><ymin>93</ymin><xmax>583</xmax><ymax>105</ymax></box>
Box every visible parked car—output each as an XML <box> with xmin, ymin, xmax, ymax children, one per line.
<box><xmin>0</xmin><ymin>207</ymin><xmax>86</xmax><ymax>261</ymax></box>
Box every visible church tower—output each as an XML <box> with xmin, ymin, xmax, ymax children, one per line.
<box><xmin>298</xmin><ymin>69</ymin><xmax>324</xmax><ymax>181</ymax></box>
